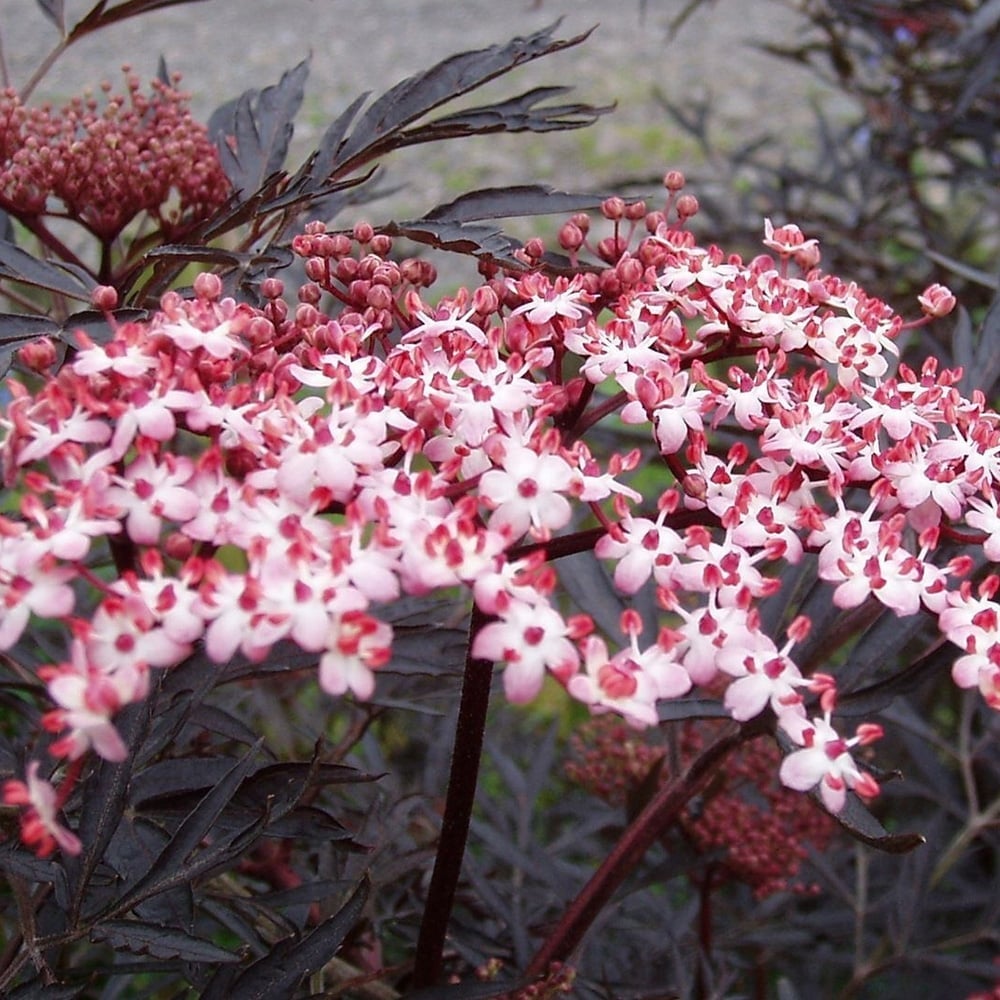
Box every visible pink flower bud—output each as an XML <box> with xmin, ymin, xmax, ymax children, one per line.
<box><xmin>676</xmin><ymin>194</ymin><xmax>699</xmax><ymax>220</ymax></box>
<box><xmin>558</xmin><ymin>220</ymin><xmax>584</xmax><ymax>252</ymax></box>
<box><xmin>18</xmin><ymin>337</ymin><xmax>57</xmax><ymax>372</ymax></box>
<box><xmin>523</xmin><ymin>237</ymin><xmax>545</xmax><ymax>260</ymax></box>
<box><xmin>625</xmin><ymin>200</ymin><xmax>646</xmax><ymax>221</ymax></box>
<box><xmin>193</xmin><ymin>272</ymin><xmax>222</xmax><ymax>301</ymax></box>
<box><xmin>472</xmin><ymin>284</ymin><xmax>499</xmax><ymax>315</ymax></box>
<box><xmin>260</xmin><ymin>277</ymin><xmax>284</xmax><ymax>299</ymax></box>
<box><xmin>91</xmin><ymin>285</ymin><xmax>118</xmax><ymax>311</ymax></box>
<box><xmin>663</xmin><ymin>169</ymin><xmax>685</xmax><ymax>191</ymax></box>
<box><xmin>352</xmin><ymin>221</ymin><xmax>374</xmax><ymax>244</ymax></box>
<box><xmin>917</xmin><ymin>283</ymin><xmax>956</xmax><ymax>318</ymax></box>
<box><xmin>601</xmin><ymin>196</ymin><xmax>625</xmax><ymax>221</ymax></box>
<box><xmin>304</xmin><ymin>256</ymin><xmax>327</xmax><ymax>282</ymax></box>
<box><xmin>298</xmin><ymin>282</ymin><xmax>322</xmax><ymax>305</ymax></box>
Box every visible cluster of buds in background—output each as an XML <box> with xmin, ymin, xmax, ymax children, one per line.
<box><xmin>0</xmin><ymin>69</ymin><xmax>230</xmax><ymax>245</ymax></box>
<box><xmin>1</xmin><ymin>172</ymin><xmax>991</xmax><ymax>859</ymax></box>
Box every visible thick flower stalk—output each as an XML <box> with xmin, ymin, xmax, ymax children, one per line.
<box><xmin>0</xmin><ymin>179</ymin><xmax>992</xmax><ymax>858</ymax></box>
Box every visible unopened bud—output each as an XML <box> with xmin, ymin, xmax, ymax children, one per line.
<box><xmin>663</xmin><ymin>170</ymin><xmax>685</xmax><ymax>191</ymax></box>
<box><xmin>676</xmin><ymin>194</ymin><xmax>699</xmax><ymax>220</ymax></box>
<box><xmin>917</xmin><ymin>283</ymin><xmax>957</xmax><ymax>318</ymax></box>
<box><xmin>297</xmin><ymin>282</ymin><xmax>322</xmax><ymax>305</ymax></box>
<box><xmin>260</xmin><ymin>277</ymin><xmax>284</xmax><ymax>299</ymax></box>
<box><xmin>523</xmin><ymin>237</ymin><xmax>545</xmax><ymax>260</ymax></box>
<box><xmin>601</xmin><ymin>196</ymin><xmax>625</xmax><ymax>220</ymax></box>
<box><xmin>91</xmin><ymin>284</ymin><xmax>118</xmax><ymax>311</ymax></box>
<box><xmin>304</xmin><ymin>256</ymin><xmax>327</xmax><ymax>282</ymax></box>
<box><xmin>625</xmin><ymin>200</ymin><xmax>646</xmax><ymax>221</ymax></box>
<box><xmin>18</xmin><ymin>337</ymin><xmax>57</xmax><ymax>372</ymax></box>
<box><xmin>558</xmin><ymin>220</ymin><xmax>585</xmax><ymax>252</ymax></box>
<box><xmin>193</xmin><ymin>272</ymin><xmax>222</xmax><ymax>300</ymax></box>
<box><xmin>352</xmin><ymin>221</ymin><xmax>374</xmax><ymax>244</ymax></box>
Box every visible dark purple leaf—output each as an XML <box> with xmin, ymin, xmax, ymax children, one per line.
<box><xmin>68</xmin><ymin>0</ymin><xmax>214</xmax><ymax>40</ymax></box>
<box><xmin>657</xmin><ymin>698</ymin><xmax>732</xmax><ymax>722</ymax></box>
<box><xmin>66</xmin><ymin>695</ymin><xmax>157</xmax><ymax>923</ymax></box>
<box><xmin>108</xmin><ymin>742</ymin><xmax>262</xmax><ymax>915</ymax></box>
<box><xmin>0</xmin><ymin>314</ymin><xmax>59</xmax><ymax>342</ymax></box>
<box><xmin>7</xmin><ymin>982</ymin><xmax>82</xmax><ymax>1000</ymax></box>
<box><xmin>105</xmin><ymin>815</ymin><xmax>191</xmax><ymax>925</ymax></box>
<box><xmin>91</xmin><ymin>919</ymin><xmax>238</xmax><ymax>962</ymax></box>
<box><xmin>223</xmin><ymin>876</ymin><xmax>369</xmax><ymax>1000</ymax></box>
<box><xmin>405</xmin><ymin>977</ymin><xmax>528</xmax><ymax>1000</ymax></box>
<box><xmin>381</xmin><ymin>219</ymin><xmax>523</xmax><ymax>266</ymax></box>
<box><xmin>129</xmin><ymin>756</ymin><xmax>245</xmax><ymax>805</ymax></box>
<box><xmin>0</xmin><ymin>241</ymin><xmax>95</xmax><ymax>300</ymax></box>
<box><xmin>423</xmin><ymin>185</ymin><xmax>608</xmax><ymax>224</ymax></box>
<box><xmin>35</xmin><ymin>0</ymin><xmax>65</xmax><ymax>30</ymax></box>
<box><xmin>0</xmin><ymin>843</ymin><xmax>65</xmax><ymax>885</ymax></box>
<box><xmin>290</xmin><ymin>91</ymin><xmax>370</xmax><ymax>193</ymax></box>
<box><xmin>113</xmin><ymin>811</ymin><xmax>266</xmax><ymax>916</ymax></box>
<box><xmin>155</xmin><ymin>53</ymin><xmax>170</xmax><ymax>87</ymax></box>
<box><xmin>403</xmin><ymin>86</ymin><xmax>612</xmax><ymax>144</ymax></box>
<box><xmin>209</xmin><ymin>59</ymin><xmax>309</xmax><ymax>196</ymax></box>
<box><xmin>335</xmin><ymin>22</ymin><xmax>596</xmax><ymax>167</ymax></box>
<box><xmin>187</xmin><ymin>703</ymin><xmax>267</xmax><ymax>747</ymax></box>
<box><xmin>972</xmin><ymin>282</ymin><xmax>1000</xmax><ymax>395</ymax></box>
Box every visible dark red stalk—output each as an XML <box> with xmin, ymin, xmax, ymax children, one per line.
<box><xmin>524</xmin><ymin>719</ymin><xmax>758</xmax><ymax>979</ymax></box>
<box><xmin>412</xmin><ymin>604</ymin><xmax>495</xmax><ymax>988</ymax></box>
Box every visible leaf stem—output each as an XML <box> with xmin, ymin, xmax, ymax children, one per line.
<box><xmin>412</xmin><ymin>604</ymin><xmax>495</xmax><ymax>988</ymax></box>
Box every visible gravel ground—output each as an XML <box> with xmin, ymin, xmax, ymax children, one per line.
<box><xmin>0</xmin><ymin>1</ymin><xmax>851</xmax><ymax>237</ymax></box>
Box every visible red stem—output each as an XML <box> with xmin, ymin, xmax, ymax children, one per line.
<box><xmin>524</xmin><ymin>720</ymin><xmax>756</xmax><ymax>979</ymax></box>
<box><xmin>412</xmin><ymin>604</ymin><xmax>495</xmax><ymax>988</ymax></box>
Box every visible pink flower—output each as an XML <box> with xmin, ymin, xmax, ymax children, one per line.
<box><xmin>778</xmin><ymin>712</ymin><xmax>882</xmax><ymax>813</ymax></box>
<box><xmin>596</xmin><ymin>511</ymin><xmax>686</xmax><ymax>595</ymax></box>
<box><xmin>472</xmin><ymin>598</ymin><xmax>581</xmax><ymax>703</ymax></box>
<box><xmin>567</xmin><ymin>635</ymin><xmax>659</xmax><ymax>728</ymax></box>
<box><xmin>762</xmin><ymin>218</ymin><xmax>819</xmax><ymax>258</ymax></box>
<box><xmin>318</xmin><ymin>610</ymin><xmax>392</xmax><ymax>700</ymax></box>
<box><xmin>717</xmin><ymin>631</ymin><xmax>805</xmax><ymax>722</ymax></box>
<box><xmin>40</xmin><ymin>639</ymin><xmax>147</xmax><ymax>762</ymax></box>
<box><xmin>0</xmin><ymin>535</ymin><xmax>76</xmax><ymax>650</ymax></box>
<box><xmin>479</xmin><ymin>440</ymin><xmax>579</xmax><ymax>540</ymax></box>
<box><xmin>2</xmin><ymin>762</ymin><xmax>81</xmax><ymax>857</ymax></box>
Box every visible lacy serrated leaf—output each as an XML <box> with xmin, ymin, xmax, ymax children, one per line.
<box><xmin>423</xmin><ymin>184</ymin><xmax>607</xmax><ymax>224</ymax></box>
<box><xmin>0</xmin><ymin>314</ymin><xmax>59</xmax><ymax>343</ymax></box>
<box><xmin>381</xmin><ymin>219</ymin><xmax>522</xmax><ymax>266</ymax></box>
<box><xmin>35</xmin><ymin>0</ymin><xmax>65</xmax><ymax>30</ymax></box>
<box><xmin>223</xmin><ymin>876</ymin><xmax>369</xmax><ymax>1000</ymax></box>
<box><xmin>334</xmin><ymin>21</ymin><xmax>597</xmax><ymax>168</ymax></box>
<box><xmin>67</xmin><ymin>0</ymin><xmax>214</xmax><ymax>41</ymax></box>
<box><xmin>210</xmin><ymin>59</ymin><xmax>309</xmax><ymax>196</ymax></box>
<box><xmin>108</xmin><ymin>742</ymin><xmax>262</xmax><ymax>914</ymax></box>
<box><xmin>0</xmin><ymin>241</ymin><xmax>95</xmax><ymax>300</ymax></box>
<box><xmin>91</xmin><ymin>919</ymin><xmax>239</xmax><ymax>962</ymax></box>
<box><xmin>411</xmin><ymin>86</ymin><xmax>612</xmax><ymax>142</ymax></box>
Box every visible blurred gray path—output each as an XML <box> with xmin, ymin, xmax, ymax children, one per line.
<box><xmin>0</xmin><ymin>0</ymin><xmax>841</xmax><ymax>221</ymax></box>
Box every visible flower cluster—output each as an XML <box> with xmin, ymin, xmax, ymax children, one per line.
<box><xmin>566</xmin><ymin>717</ymin><xmax>835</xmax><ymax>898</ymax></box>
<box><xmin>0</xmin><ymin>70</ymin><xmax>230</xmax><ymax>240</ymax></box>
<box><xmin>0</xmin><ymin>176</ymin><xmax>991</xmax><ymax>857</ymax></box>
